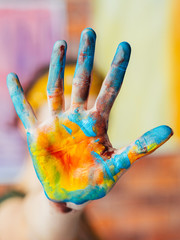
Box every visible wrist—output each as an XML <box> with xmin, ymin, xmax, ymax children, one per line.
<box><xmin>25</xmin><ymin>190</ymin><xmax>85</xmax><ymax>240</ymax></box>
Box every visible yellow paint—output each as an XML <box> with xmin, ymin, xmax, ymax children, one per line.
<box><xmin>31</xmin><ymin>118</ymin><xmax>106</xmax><ymax>198</ymax></box>
<box><xmin>171</xmin><ymin>0</ymin><xmax>180</xmax><ymax>137</ymax></box>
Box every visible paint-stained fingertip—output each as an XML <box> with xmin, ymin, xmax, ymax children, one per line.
<box><xmin>53</xmin><ymin>40</ymin><xmax>67</xmax><ymax>52</ymax></box>
<box><xmin>127</xmin><ymin>125</ymin><xmax>173</xmax><ymax>165</ymax></box>
<box><xmin>113</xmin><ymin>42</ymin><xmax>131</xmax><ymax>68</ymax></box>
<box><xmin>137</xmin><ymin>125</ymin><xmax>173</xmax><ymax>154</ymax></box>
<box><xmin>6</xmin><ymin>73</ymin><xmax>20</xmax><ymax>91</ymax></box>
<box><xmin>119</xmin><ymin>42</ymin><xmax>131</xmax><ymax>59</ymax></box>
<box><xmin>7</xmin><ymin>72</ymin><xmax>18</xmax><ymax>83</ymax></box>
<box><xmin>81</xmin><ymin>27</ymin><xmax>96</xmax><ymax>41</ymax></box>
<box><xmin>119</xmin><ymin>41</ymin><xmax>131</xmax><ymax>53</ymax></box>
<box><xmin>151</xmin><ymin>125</ymin><xmax>173</xmax><ymax>144</ymax></box>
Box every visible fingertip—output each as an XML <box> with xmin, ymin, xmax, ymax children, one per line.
<box><xmin>118</xmin><ymin>41</ymin><xmax>131</xmax><ymax>61</ymax></box>
<box><xmin>7</xmin><ymin>72</ymin><xmax>18</xmax><ymax>82</ymax></box>
<box><xmin>7</xmin><ymin>72</ymin><xmax>19</xmax><ymax>89</ymax></box>
<box><xmin>153</xmin><ymin>125</ymin><xmax>173</xmax><ymax>143</ymax></box>
<box><xmin>81</xmin><ymin>27</ymin><xmax>96</xmax><ymax>42</ymax></box>
<box><xmin>53</xmin><ymin>40</ymin><xmax>67</xmax><ymax>52</ymax></box>
<box><xmin>82</xmin><ymin>27</ymin><xmax>96</xmax><ymax>36</ymax></box>
<box><xmin>139</xmin><ymin>125</ymin><xmax>173</xmax><ymax>153</ymax></box>
<box><xmin>119</xmin><ymin>41</ymin><xmax>131</xmax><ymax>53</ymax></box>
<box><xmin>126</xmin><ymin>125</ymin><xmax>173</xmax><ymax>164</ymax></box>
<box><xmin>112</xmin><ymin>41</ymin><xmax>131</xmax><ymax>68</ymax></box>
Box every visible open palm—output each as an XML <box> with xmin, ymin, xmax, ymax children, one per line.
<box><xmin>7</xmin><ymin>28</ymin><xmax>173</xmax><ymax>205</ymax></box>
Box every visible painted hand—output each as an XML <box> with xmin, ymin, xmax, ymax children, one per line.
<box><xmin>7</xmin><ymin>28</ymin><xmax>173</xmax><ymax>205</ymax></box>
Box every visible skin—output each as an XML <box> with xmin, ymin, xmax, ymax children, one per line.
<box><xmin>7</xmin><ymin>28</ymin><xmax>173</xmax><ymax>205</ymax></box>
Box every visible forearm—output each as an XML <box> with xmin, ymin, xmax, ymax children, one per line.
<box><xmin>24</xmin><ymin>191</ymin><xmax>84</xmax><ymax>240</ymax></box>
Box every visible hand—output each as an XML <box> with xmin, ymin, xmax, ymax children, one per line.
<box><xmin>7</xmin><ymin>28</ymin><xmax>173</xmax><ymax>205</ymax></box>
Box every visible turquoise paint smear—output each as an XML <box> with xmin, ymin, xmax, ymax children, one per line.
<box><xmin>74</xmin><ymin>28</ymin><xmax>96</xmax><ymax>83</ymax></box>
<box><xmin>91</xmin><ymin>151</ymin><xmax>115</xmax><ymax>182</ymax></box>
<box><xmin>47</xmin><ymin>40</ymin><xmax>67</xmax><ymax>95</ymax></box>
<box><xmin>45</xmin><ymin>184</ymin><xmax>107</xmax><ymax>205</ymax></box>
<box><xmin>68</xmin><ymin>110</ymin><xmax>96</xmax><ymax>137</ymax></box>
<box><xmin>61</xmin><ymin>124</ymin><xmax>72</xmax><ymax>135</ymax></box>
<box><xmin>138</xmin><ymin>125</ymin><xmax>173</xmax><ymax>149</ymax></box>
<box><xmin>7</xmin><ymin>73</ymin><xmax>34</xmax><ymax>130</ymax></box>
<box><xmin>108</xmin><ymin>42</ymin><xmax>131</xmax><ymax>94</ymax></box>
<box><xmin>94</xmin><ymin>138</ymin><xmax>100</xmax><ymax>142</ymax></box>
<box><xmin>72</xmin><ymin>28</ymin><xmax>96</xmax><ymax>105</ymax></box>
<box><xmin>109</xmin><ymin>150</ymin><xmax>131</xmax><ymax>175</ymax></box>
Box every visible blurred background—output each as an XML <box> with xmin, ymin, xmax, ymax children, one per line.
<box><xmin>0</xmin><ymin>0</ymin><xmax>180</xmax><ymax>239</ymax></box>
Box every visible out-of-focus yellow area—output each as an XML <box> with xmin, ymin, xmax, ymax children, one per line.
<box><xmin>92</xmin><ymin>0</ymin><xmax>180</xmax><ymax>151</ymax></box>
<box><xmin>171</xmin><ymin>0</ymin><xmax>180</xmax><ymax>138</ymax></box>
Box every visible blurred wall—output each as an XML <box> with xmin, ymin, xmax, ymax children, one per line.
<box><xmin>92</xmin><ymin>0</ymin><xmax>179</xmax><ymax>151</ymax></box>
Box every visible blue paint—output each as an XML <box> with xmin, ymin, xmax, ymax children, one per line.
<box><xmin>91</xmin><ymin>151</ymin><xmax>115</xmax><ymax>182</ymax></box>
<box><xmin>95</xmin><ymin>41</ymin><xmax>131</xmax><ymax>114</ymax></box>
<box><xmin>112</xmin><ymin>42</ymin><xmax>131</xmax><ymax>69</ymax></box>
<box><xmin>45</xmin><ymin>184</ymin><xmax>107</xmax><ymax>205</ymax></box>
<box><xmin>94</xmin><ymin>138</ymin><xmax>100</xmax><ymax>142</ymax></box>
<box><xmin>140</xmin><ymin>125</ymin><xmax>173</xmax><ymax>147</ymax></box>
<box><xmin>68</xmin><ymin>110</ymin><xmax>96</xmax><ymax>137</ymax></box>
<box><xmin>72</xmin><ymin>28</ymin><xmax>96</xmax><ymax>105</ymax></box>
<box><xmin>109</xmin><ymin>150</ymin><xmax>131</xmax><ymax>175</ymax></box>
<box><xmin>74</xmin><ymin>28</ymin><xmax>96</xmax><ymax>81</ymax></box>
<box><xmin>62</xmin><ymin>124</ymin><xmax>72</xmax><ymax>135</ymax></box>
<box><xmin>74</xmin><ymin>108</ymin><xmax>79</xmax><ymax>114</ymax></box>
<box><xmin>7</xmin><ymin>73</ymin><xmax>36</xmax><ymax>130</ymax></box>
<box><xmin>135</xmin><ymin>139</ymin><xmax>147</xmax><ymax>153</ymax></box>
<box><xmin>47</xmin><ymin>40</ymin><xmax>67</xmax><ymax>95</ymax></box>
<box><xmin>109</xmin><ymin>42</ymin><xmax>131</xmax><ymax>91</ymax></box>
